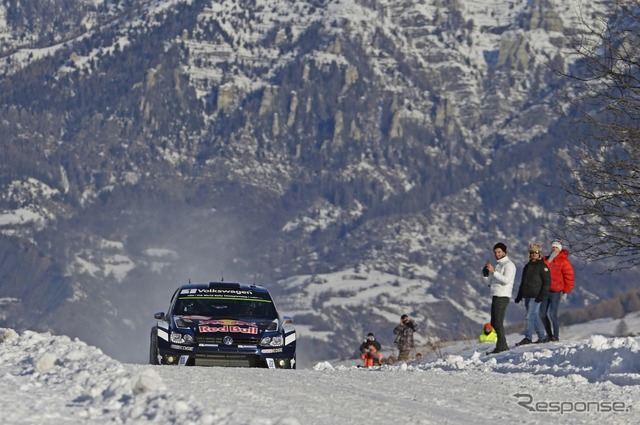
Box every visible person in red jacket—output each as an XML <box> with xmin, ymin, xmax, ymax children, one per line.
<box><xmin>540</xmin><ymin>241</ymin><xmax>575</xmax><ymax>342</ymax></box>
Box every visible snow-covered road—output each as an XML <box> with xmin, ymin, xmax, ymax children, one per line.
<box><xmin>149</xmin><ymin>355</ymin><xmax>638</xmax><ymax>425</ymax></box>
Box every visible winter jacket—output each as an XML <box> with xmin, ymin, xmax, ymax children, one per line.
<box><xmin>478</xmin><ymin>329</ymin><xmax>498</xmax><ymax>343</ymax></box>
<box><xmin>359</xmin><ymin>339</ymin><xmax>381</xmax><ymax>354</ymax></box>
<box><xmin>484</xmin><ymin>256</ymin><xmax>516</xmax><ymax>298</ymax></box>
<box><xmin>361</xmin><ymin>344</ymin><xmax>384</xmax><ymax>367</ymax></box>
<box><xmin>544</xmin><ymin>250</ymin><xmax>575</xmax><ymax>294</ymax></box>
<box><xmin>393</xmin><ymin>320</ymin><xmax>417</xmax><ymax>350</ymax></box>
<box><xmin>515</xmin><ymin>259</ymin><xmax>551</xmax><ymax>302</ymax></box>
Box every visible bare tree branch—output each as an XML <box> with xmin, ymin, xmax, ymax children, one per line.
<box><xmin>552</xmin><ymin>2</ymin><xmax>640</xmax><ymax>271</ymax></box>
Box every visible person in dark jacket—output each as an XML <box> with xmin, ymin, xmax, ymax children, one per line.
<box><xmin>393</xmin><ymin>314</ymin><xmax>417</xmax><ymax>361</ymax></box>
<box><xmin>540</xmin><ymin>241</ymin><xmax>575</xmax><ymax>342</ymax></box>
<box><xmin>514</xmin><ymin>244</ymin><xmax>551</xmax><ymax>346</ymax></box>
<box><xmin>359</xmin><ymin>333</ymin><xmax>383</xmax><ymax>367</ymax></box>
<box><xmin>359</xmin><ymin>333</ymin><xmax>382</xmax><ymax>354</ymax></box>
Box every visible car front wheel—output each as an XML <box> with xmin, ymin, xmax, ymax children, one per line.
<box><xmin>149</xmin><ymin>328</ymin><xmax>159</xmax><ymax>365</ymax></box>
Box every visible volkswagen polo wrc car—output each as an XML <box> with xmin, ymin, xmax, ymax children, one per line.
<box><xmin>150</xmin><ymin>281</ymin><xmax>296</xmax><ymax>368</ymax></box>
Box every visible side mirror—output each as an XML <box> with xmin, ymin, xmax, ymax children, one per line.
<box><xmin>154</xmin><ymin>312</ymin><xmax>166</xmax><ymax>320</ymax></box>
<box><xmin>282</xmin><ymin>315</ymin><xmax>294</xmax><ymax>325</ymax></box>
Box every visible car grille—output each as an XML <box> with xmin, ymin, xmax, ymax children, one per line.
<box><xmin>196</xmin><ymin>335</ymin><xmax>260</xmax><ymax>346</ymax></box>
<box><xmin>194</xmin><ymin>353</ymin><xmax>262</xmax><ymax>367</ymax></box>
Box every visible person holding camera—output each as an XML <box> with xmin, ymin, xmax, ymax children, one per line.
<box><xmin>482</xmin><ymin>242</ymin><xmax>516</xmax><ymax>355</ymax></box>
<box><xmin>514</xmin><ymin>243</ymin><xmax>551</xmax><ymax>346</ymax></box>
<box><xmin>393</xmin><ymin>314</ymin><xmax>417</xmax><ymax>361</ymax></box>
<box><xmin>359</xmin><ymin>332</ymin><xmax>383</xmax><ymax>367</ymax></box>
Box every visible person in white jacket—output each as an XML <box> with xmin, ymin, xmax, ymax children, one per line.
<box><xmin>482</xmin><ymin>242</ymin><xmax>516</xmax><ymax>354</ymax></box>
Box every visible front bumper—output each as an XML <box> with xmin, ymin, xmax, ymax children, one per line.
<box><xmin>156</xmin><ymin>341</ymin><xmax>296</xmax><ymax>368</ymax></box>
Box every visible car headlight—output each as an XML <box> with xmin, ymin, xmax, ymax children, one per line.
<box><xmin>260</xmin><ymin>335</ymin><xmax>284</xmax><ymax>347</ymax></box>
<box><xmin>170</xmin><ymin>332</ymin><xmax>195</xmax><ymax>344</ymax></box>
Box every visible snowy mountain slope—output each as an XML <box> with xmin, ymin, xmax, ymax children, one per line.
<box><xmin>1</xmin><ymin>315</ymin><xmax>639</xmax><ymax>424</ymax></box>
<box><xmin>1</xmin><ymin>0</ymin><xmax>636</xmax><ymax>367</ymax></box>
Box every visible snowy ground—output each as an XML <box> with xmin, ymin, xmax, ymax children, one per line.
<box><xmin>1</xmin><ymin>314</ymin><xmax>640</xmax><ymax>424</ymax></box>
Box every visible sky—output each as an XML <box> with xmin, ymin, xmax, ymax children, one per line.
<box><xmin>1</xmin><ymin>313</ymin><xmax>639</xmax><ymax>425</ymax></box>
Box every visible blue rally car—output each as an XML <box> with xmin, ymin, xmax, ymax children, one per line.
<box><xmin>150</xmin><ymin>281</ymin><xmax>296</xmax><ymax>368</ymax></box>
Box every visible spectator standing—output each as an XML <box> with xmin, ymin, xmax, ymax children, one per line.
<box><xmin>514</xmin><ymin>243</ymin><xmax>551</xmax><ymax>345</ymax></box>
<box><xmin>482</xmin><ymin>242</ymin><xmax>516</xmax><ymax>354</ymax></box>
<box><xmin>393</xmin><ymin>314</ymin><xmax>417</xmax><ymax>361</ymax></box>
<box><xmin>540</xmin><ymin>241</ymin><xmax>575</xmax><ymax>342</ymax></box>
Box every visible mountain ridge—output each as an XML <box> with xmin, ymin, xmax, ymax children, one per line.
<box><xmin>1</xmin><ymin>0</ymin><xmax>633</xmax><ymax>365</ymax></box>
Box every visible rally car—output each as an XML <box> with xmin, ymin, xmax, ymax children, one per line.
<box><xmin>150</xmin><ymin>281</ymin><xmax>296</xmax><ymax>368</ymax></box>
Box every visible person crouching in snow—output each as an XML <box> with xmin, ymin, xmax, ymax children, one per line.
<box><xmin>478</xmin><ymin>322</ymin><xmax>498</xmax><ymax>343</ymax></box>
<box><xmin>360</xmin><ymin>333</ymin><xmax>383</xmax><ymax>367</ymax></box>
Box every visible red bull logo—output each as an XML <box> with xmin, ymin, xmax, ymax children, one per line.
<box><xmin>199</xmin><ymin>325</ymin><xmax>258</xmax><ymax>334</ymax></box>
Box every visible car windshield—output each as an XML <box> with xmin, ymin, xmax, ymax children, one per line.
<box><xmin>174</xmin><ymin>297</ymin><xmax>277</xmax><ymax>319</ymax></box>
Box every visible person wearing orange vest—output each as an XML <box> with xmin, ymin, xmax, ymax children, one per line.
<box><xmin>540</xmin><ymin>241</ymin><xmax>575</xmax><ymax>342</ymax></box>
<box><xmin>359</xmin><ymin>333</ymin><xmax>384</xmax><ymax>367</ymax></box>
<box><xmin>478</xmin><ymin>323</ymin><xmax>498</xmax><ymax>343</ymax></box>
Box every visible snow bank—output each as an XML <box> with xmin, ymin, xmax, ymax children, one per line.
<box><xmin>0</xmin><ymin>328</ymin><xmax>215</xmax><ymax>424</ymax></box>
<box><xmin>376</xmin><ymin>335</ymin><xmax>640</xmax><ymax>386</ymax></box>
<box><xmin>2</xmin><ymin>327</ymin><xmax>639</xmax><ymax>425</ymax></box>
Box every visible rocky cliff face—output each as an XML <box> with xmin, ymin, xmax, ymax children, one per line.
<box><xmin>1</xmin><ymin>0</ymin><xmax>630</xmax><ymax>364</ymax></box>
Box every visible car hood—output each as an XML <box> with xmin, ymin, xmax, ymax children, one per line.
<box><xmin>173</xmin><ymin>316</ymin><xmax>277</xmax><ymax>335</ymax></box>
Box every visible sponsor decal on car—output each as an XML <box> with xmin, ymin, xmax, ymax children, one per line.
<box><xmin>171</xmin><ymin>344</ymin><xmax>195</xmax><ymax>351</ymax></box>
<box><xmin>285</xmin><ymin>333</ymin><xmax>296</xmax><ymax>346</ymax></box>
<box><xmin>199</xmin><ymin>319</ymin><xmax>257</xmax><ymax>326</ymax></box>
<box><xmin>181</xmin><ymin>288</ymin><xmax>255</xmax><ymax>296</ymax></box>
<box><xmin>176</xmin><ymin>315</ymin><xmax>211</xmax><ymax>321</ymax></box>
<box><xmin>198</xmin><ymin>325</ymin><xmax>258</xmax><ymax>334</ymax></box>
<box><xmin>157</xmin><ymin>328</ymin><xmax>169</xmax><ymax>342</ymax></box>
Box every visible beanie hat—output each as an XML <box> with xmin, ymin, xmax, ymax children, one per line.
<box><xmin>529</xmin><ymin>243</ymin><xmax>542</xmax><ymax>253</ymax></box>
<box><xmin>367</xmin><ymin>332</ymin><xmax>374</xmax><ymax>337</ymax></box>
<box><xmin>551</xmin><ymin>241</ymin><xmax>562</xmax><ymax>251</ymax></box>
<box><xmin>493</xmin><ymin>242</ymin><xmax>507</xmax><ymax>253</ymax></box>
<box><xmin>484</xmin><ymin>322</ymin><xmax>493</xmax><ymax>331</ymax></box>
